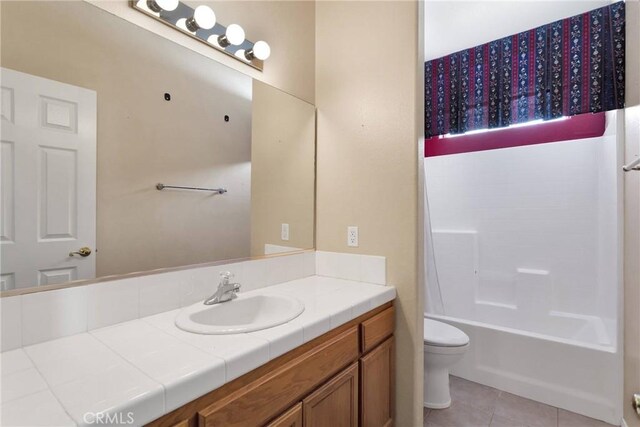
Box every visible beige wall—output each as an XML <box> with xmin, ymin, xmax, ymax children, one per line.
<box><xmin>1</xmin><ymin>1</ymin><xmax>254</xmax><ymax>278</ymax></box>
<box><xmin>88</xmin><ymin>0</ymin><xmax>315</xmax><ymax>104</ymax></box>
<box><xmin>625</xmin><ymin>2</ymin><xmax>640</xmax><ymax>426</ymax></box>
<box><xmin>250</xmin><ymin>80</ymin><xmax>315</xmax><ymax>256</ymax></box>
<box><xmin>315</xmin><ymin>2</ymin><xmax>423</xmax><ymax>426</ymax></box>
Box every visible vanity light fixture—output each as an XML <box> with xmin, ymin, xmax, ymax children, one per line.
<box><xmin>132</xmin><ymin>0</ymin><xmax>270</xmax><ymax>71</ymax></box>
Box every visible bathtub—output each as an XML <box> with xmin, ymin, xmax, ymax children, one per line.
<box><xmin>426</xmin><ymin>313</ymin><xmax>623</xmax><ymax>425</ymax></box>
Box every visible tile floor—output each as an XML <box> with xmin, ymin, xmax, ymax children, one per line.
<box><xmin>424</xmin><ymin>376</ymin><xmax>617</xmax><ymax>427</ymax></box>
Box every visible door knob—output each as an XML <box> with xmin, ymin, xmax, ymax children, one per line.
<box><xmin>634</xmin><ymin>393</ymin><xmax>640</xmax><ymax>416</ymax></box>
<box><xmin>69</xmin><ymin>247</ymin><xmax>92</xmax><ymax>257</ymax></box>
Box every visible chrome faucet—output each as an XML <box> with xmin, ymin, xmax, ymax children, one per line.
<box><xmin>204</xmin><ymin>272</ymin><xmax>241</xmax><ymax>305</ymax></box>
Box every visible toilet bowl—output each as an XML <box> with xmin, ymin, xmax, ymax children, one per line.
<box><xmin>423</xmin><ymin>318</ymin><xmax>470</xmax><ymax>409</ymax></box>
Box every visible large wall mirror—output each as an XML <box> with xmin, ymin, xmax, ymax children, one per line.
<box><xmin>0</xmin><ymin>1</ymin><xmax>315</xmax><ymax>294</ymax></box>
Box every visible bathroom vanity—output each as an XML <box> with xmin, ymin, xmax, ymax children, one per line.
<box><xmin>0</xmin><ymin>264</ymin><xmax>395</xmax><ymax>426</ymax></box>
<box><xmin>149</xmin><ymin>303</ymin><xmax>395</xmax><ymax>427</ymax></box>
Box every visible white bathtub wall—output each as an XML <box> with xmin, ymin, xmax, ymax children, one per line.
<box><xmin>596</xmin><ymin>113</ymin><xmax>624</xmax><ymax>329</ymax></box>
<box><xmin>425</xmin><ymin>112</ymin><xmax>620</xmax><ymax>347</ymax></box>
<box><xmin>431</xmin><ymin>230</ymin><xmax>478</xmax><ymax>318</ymax></box>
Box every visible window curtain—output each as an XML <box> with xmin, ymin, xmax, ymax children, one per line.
<box><xmin>424</xmin><ymin>2</ymin><xmax>625</xmax><ymax>139</ymax></box>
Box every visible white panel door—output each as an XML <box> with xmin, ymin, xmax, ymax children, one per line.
<box><xmin>0</xmin><ymin>68</ymin><xmax>96</xmax><ymax>290</ymax></box>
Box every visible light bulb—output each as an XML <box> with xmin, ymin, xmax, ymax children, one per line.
<box><xmin>226</xmin><ymin>24</ymin><xmax>245</xmax><ymax>46</ymax></box>
<box><xmin>176</xmin><ymin>18</ymin><xmax>188</xmax><ymax>31</ymax></box>
<box><xmin>207</xmin><ymin>35</ymin><xmax>221</xmax><ymax>47</ymax></box>
<box><xmin>252</xmin><ymin>41</ymin><xmax>270</xmax><ymax>60</ymax></box>
<box><xmin>186</xmin><ymin>5</ymin><xmax>216</xmax><ymax>31</ymax></box>
<box><xmin>235</xmin><ymin>49</ymin><xmax>249</xmax><ymax>61</ymax></box>
<box><xmin>146</xmin><ymin>0</ymin><xmax>179</xmax><ymax>12</ymax></box>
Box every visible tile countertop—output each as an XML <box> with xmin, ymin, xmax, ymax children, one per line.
<box><xmin>0</xmin><ymin>276</ymin><xmax>396</xmax><ymax>427</ymax></box>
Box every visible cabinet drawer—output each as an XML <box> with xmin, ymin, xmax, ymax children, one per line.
<box><xmin>198</xmin><ymin>326</ymin><xmax>359</xmax><ymax>427</ymax></box>
<box><xmin>360</xmin><ymin>307</ymin><xmax>394</xmax><ymax>353</ymax></box>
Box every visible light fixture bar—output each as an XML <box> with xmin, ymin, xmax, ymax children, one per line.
<box><xmin>131</xmin><ymin>0</ymin><xmax>267</xmax><ymax>71</ymax></box>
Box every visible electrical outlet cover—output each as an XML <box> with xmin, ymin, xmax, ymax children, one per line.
<box><xmin>281</xmin><ymin>223</ymin><xmax>290</xmax><ymax>241</ymax></box>
<box><xmin>347</xmin><ymin>226</ymin><xmax>358</xmax><ymax>247</ymax></box>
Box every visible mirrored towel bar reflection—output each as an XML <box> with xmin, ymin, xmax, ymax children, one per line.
<box><xmin>156</xmin><ymin>183</ymin><xmax>228</xmax><ymax>194</ymax></box>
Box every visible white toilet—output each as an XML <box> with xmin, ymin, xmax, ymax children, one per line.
<box><xmin>423</xmin><ymin>318</ymin><xmax>470</xmax><ymax>409</ymax></box>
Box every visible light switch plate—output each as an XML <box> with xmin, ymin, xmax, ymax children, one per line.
<box><xmin>281</xmin><ymin>223</ymin><xmax>290</xmax><ymax>241</ymax></box>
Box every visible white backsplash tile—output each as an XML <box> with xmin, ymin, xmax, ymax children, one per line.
<box><xmin>300</xmin><ymin>251</ymin><xmax>316</xmax><ymax>278</ymax></box>
<box><xmin>87</xmin><ymin>278</ymin><xmax>139</xmax><ymax>330</ymax></box>
<box><xmin>335</xmin><ymin>253</ymin><xmax>362</xmax><ymax>281</ymax></box>
<box><xmin>1</xmin><ymin>296</ymin><xmax>22</xmax><ymax>351</ymax></box>
<box><xmin>317</xmin><ymin>251</ymin><xmax>360</xmax><ymax>281</ymax></box>
<box><xmin>7</xmin><ymin>251</ymin><xmax>384</xmax><ymax>358</ymax></box>
<box><xmin>183</xmin><ymin>265</ymin><xmax>222</xmax><ymax>306</ymax></box>
<box><xmin>264</xmin><ymin>254</ymin><xmax>302</xmax><ymax>286</ymax></box>
<box><xmin>138</xmin><ymin>271</ymin><xmax>186</xmax><ymax>317</ymax></box>
<box><xmin>21</xmin><ymin>286</ymin><xmax>87</xmax><ymax>346</ymax></box>
<box><xmin>241</xmin><ymin>259</ymin><xmax>268</xmax><ymax>292</ymax></box>
<box><xmin>360</xmin><ymin>255</ymin><xmax>386</xmax><ymax>285</ymax></box>
<box><xmin>316</xmin><ymin>251</ymin><xmax>386</xmax><ymax>284</ymax></box>
<box><xmin>315</xmin><ymin>251</ymin><xmax>337</xmax><ymax>278</ymax></box>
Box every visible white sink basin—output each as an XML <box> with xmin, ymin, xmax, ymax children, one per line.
<box><xmin>175</xmin><ymin>293</ymin><xmax>305</xmax><ymax>334</ymax></box>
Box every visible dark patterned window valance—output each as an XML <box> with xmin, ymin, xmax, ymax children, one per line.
<box><xmin>424</xmin><ymin>2</ymin><xmax>625</xmax><ymax>139</ymax></box>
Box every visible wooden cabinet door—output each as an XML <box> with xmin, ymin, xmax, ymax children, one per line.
<box><xmin>265</xmin><ymin>403</ymin><xmax>302</xmax><ymax>427</ymax></box>
<box><xmin>360</xmin><ymin>337</ymin><xmax>394</xmax><ymax>427</ymax></box>
<box><xmin>303</xmin><ymin>362</ymin><xmax>358</xmax><ymax>427</ymax></box>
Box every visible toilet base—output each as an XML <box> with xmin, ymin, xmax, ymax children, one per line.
<box><xmin>423</xmin><ymin>343</ymin><xmax>469</xmax><ymax>409</ymax></box>
<box><xmin>424</xmin><ymin>399</ymin><xmax>451</xmax><ymax>409</ymax></box>
<box><xmin>423</xmin><ymin>365</ymin><xmax>453</xmax><ymax>409</ymax></box>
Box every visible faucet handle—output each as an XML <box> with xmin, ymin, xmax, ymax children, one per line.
<box><xmin>219</xmin><ymin>271</ymin><xmax>234</xmax><ymax>283</ymax></box>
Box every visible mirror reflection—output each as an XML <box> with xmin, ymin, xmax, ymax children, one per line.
<box><xmin>0</xmin><ymin>1</ymin><xmax>315</xmax><ymax>292</ymax></box>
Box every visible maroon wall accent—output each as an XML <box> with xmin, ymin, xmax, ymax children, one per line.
<box><xmin>425</xmin><ymin>112</ymin><xmax>606</xmax><ymax>157</ymax></box>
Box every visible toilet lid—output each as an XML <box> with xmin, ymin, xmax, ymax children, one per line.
<box><xmin>424</xmin><ymin>318</ymin><xmax>469</xmax><ymax>347</ymax></box>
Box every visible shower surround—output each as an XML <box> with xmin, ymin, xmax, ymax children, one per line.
<box><xmin>424</xmin><ymin>111</ymin><xmax>623</xmax><ymax>424</ymax></box>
